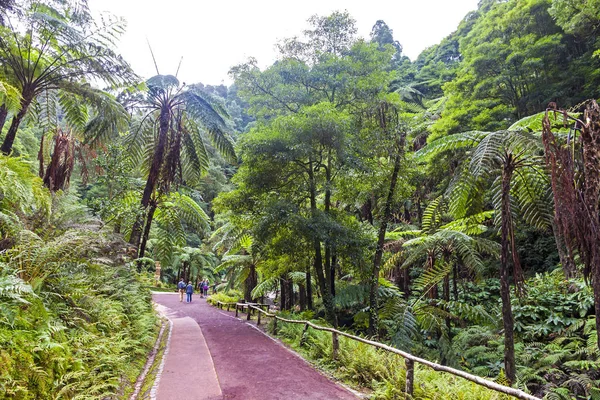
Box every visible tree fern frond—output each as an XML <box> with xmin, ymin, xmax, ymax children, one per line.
<box><xmin>422</xmin><ymin>196</ymin><xmax>445</xmax><ymax>232</ymax></box>
<box><xmin>416</xmin><ymin>131</ymin><xmax>487</xmax><ymax>160</ymax></box>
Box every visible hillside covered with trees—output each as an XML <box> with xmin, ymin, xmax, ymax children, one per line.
<box><xmin>1</xmin><ymin>0</ymin><xmax>600</xmax><ymax>398</ymax></box>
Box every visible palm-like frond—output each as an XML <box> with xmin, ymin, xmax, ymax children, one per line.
<box><xmin>439</xmin><ymin>211</ymin><xmax>494</xmax><ymax>236</ymax></box>
<box><xmin>421</xmin><ymin>196</ymin><xmax>445</xmax><ymax>233</ymax></box>
<box><xmin>415</xmin><ymin>131</ymin><xmax>487</xmax><ymax>160</ymax></box>
<box><xmin>182</xmin><ymin>91</ymin><xmax>236</xmax><ymax>162</ymax></box>
<box><xmin>58</xmin><ymin>83</ymin><xmax>129</xmax><ymax>145</ymax></box>
<box><xmin>0</xmin><ymin>79</ymin><xmax>21</xmax><ymax>112</ymax></box>
<box><xmin>0</xmin><ymin>156</ymin><xmax>51</xmax><ymax>217</ymax></box>
<box><xmin>251</xmin><ymin>276</ymin><xmax>278</xmax><ymax>299</ymax></box>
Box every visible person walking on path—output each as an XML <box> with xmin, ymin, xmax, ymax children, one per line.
<box><xmin>186</xmin><ymin>281</ymin><xmax>194</xmax><ymax>303</ymax></box>
<box><xmin>198</xmin><ymin>279</ymin><xmax>205</xmax><ymax>298</ymax></box>
<box><xmin>178</xmin><ymin>278</ymin><xmax>186</xmax><ymax>302</ymax></box>
<box><xmin>203</xmin><ymin>279</ymin><xmax>210</xmax><ymax>297</ymax></box>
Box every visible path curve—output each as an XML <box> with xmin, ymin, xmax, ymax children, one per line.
<box><xmin>152</xmin><ymin>294</ymin><xmax>359</xmax><ymax>400</ymax></box>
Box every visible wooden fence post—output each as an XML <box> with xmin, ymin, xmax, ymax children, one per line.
<box><xmin>300</xmin><ymin>323</ymin><xmax>309</xmax><ymax>346</ymax></box>
<box><xmin>227</xmin><ymin>303</ymin><xmax>230</xmax><ymax>312</ymax></box>
<box><xmin>246</xmin><ymin>306</ymin><xmax>252</xmax><ymax>321</ymax></box>
<box><xmin>257</xmin><ymin>309</ymin><xmax>261</xmax><ymax>326</ymax></box>
<box><xmin>273</xmin><ymin>317</ymin><xmax>278</xmax><ymax>335</ymax></box>
<box><xmin>332</xmin><ymin>332</ymin><xmax>339</xmax><ymax>361</ymax></box>
<box><xmin>405</xmin><ymin>358</ymin><xmax>414</xmax><ymax>398</ymax></box>
<box><xmin>235</xmin><ymin>304</ymin><xmax>239</xmax><ymax>318</ymax></box>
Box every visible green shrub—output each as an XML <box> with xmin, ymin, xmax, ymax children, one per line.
<box><xmin>206</xmin><ymin>289</ymin><xmax>243</xmax><ymax>306</ymax></box>
<box><xmin>0</xmin><ymin>261</ymin><xmax>158</xmax><ymax>399</ymax></box>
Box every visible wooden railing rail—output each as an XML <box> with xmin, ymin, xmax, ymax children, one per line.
<box><xmin>214</xmin><ymin>301</ymin><xmax>540</xmax><ymax>400</ymax></box>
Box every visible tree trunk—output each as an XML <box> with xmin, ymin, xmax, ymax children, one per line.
<box><xmin>299</xmin><ymin>283</ymin><xmax>306</xmax><ymax>311</ymax></box>
<box><xmin>324</xmin><ymin>156</ymin><xmax>336</xmax><ymax>302</ymax></box>
<box><xmin>181</xmin><ymin>262</ymin><xmax>187</xmax><ymax>283</ymax></box>
<box><xmin>280</xmin><ymin>276</ymin><xmax>287</xmax><ymax>310</ymax></box>
<box><xmin>325</xmin><ymin>246</ymin><xmax>333</xmax><ymax>299</ymax></box>
<box><xmin>37</xmin><ymin>134</ymin><xmax>45</xmax><ymax>178</ymax></box>
<box><xmin>330</xmin><ymin>252</ymin><xmax>337</xmax><ymax>297</ymax></box>
<box><xmin>369</xmin><ymin>151</ymin><xmax>402</xmax><ymax>337</ymax></box>
<box><xmin>306</xmin><ymin>265</ymin><xmax>313</xmax><ymax>310</ymax></box>
<box><xmin>308</xmin><ymin>162</ymin><xmax>336</xmax><ymax>324</ymax></box>
<box><xmin>500</xmin><ymin>163</ymin><xmax>517</xmax><ymax>384</ymax></box>
<box><xmin>1</xmin><ymin>93</ymin><xmax>33</xmax><ymax>155</ymax></box>
<box><xmin>139</xmin><ymin>200</ymin><xmax>158</xmax><ymax>258</ymax></box>
<box><xmin>286</xmin><ymin>278</ymin><xmax>294</xmax><ymax>310</ymax></box>
<box><xmin>0</xmin><ymin>104</ymin><xmax>8</xmax><ymax>133</ymax></box>
<box><xmin>443</xmin><ymin>274</ymin><xmax>452</xmax><ymax>340</ymax></box>
<box><xmin>452</xmin><ymin>263</ymin><xmax>459</xmax><ymax>301</ymax></box>
<box><xmin>129</xmin><ymin>105</ymin><xmax>170</xmax><ymax>254</ymax></box>
<box><xmin>581</xmin><ymin>102</ymin><xmax>600</xmax><ymax>352</ymax></box>
<box><xmin>402</xmin><ymin>266</ymin><xmax>410</xmax><ymax>299</ymax></box>
<box><xmin>244</xmin><ymin>264</ymin><xmax>257</xmax><ymax>302</ymax></box>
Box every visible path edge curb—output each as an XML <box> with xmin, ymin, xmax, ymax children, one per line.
<box><xmin>150</xmin><ymin>317</ymin><xmax>173</xmax><ymax>400</ymax></box>
<box><xmin>129</xmin><ymin>317</ymin><xmax>167</xmax><ymax>400</ymax></box>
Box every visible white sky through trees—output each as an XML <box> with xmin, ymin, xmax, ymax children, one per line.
<box><xmin>88</xmin><ymin>0</ymin><xmax>479</xmax><ymax>86</ymax></box>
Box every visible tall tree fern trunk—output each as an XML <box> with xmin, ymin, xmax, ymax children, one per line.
<box><xmin>0</xmin><ymin>105</ymin><xmax>7</xmax><ymax>133</ymax></box>
<box><xmin>1</xmin><ymin>93</ymin><xmax>33</xmax><ymax>155</ymax></box>
<box><xmin>369</xmin><ymin>151</ymin><xmax>402</xmax><ymax>337</ymax></box>
<box><xmin>244</xmin><ymin>264</ymin><xmax>257</xmax><ymax>302</ymax></box>
<box><xmin>299</xmin><ymin>283</ymin><xmax>306</xmax><ymax>311</ymax></box>
<box><xmin>306</xmin><ymin>265</ymin><xmax>313</xmax><ymax>310</ymax></box>
<box><xmin>581</xmin><ymin>102</ymin><xmax>600</xmax><ymax>352</ymax></box>
<box><xmin>130</xmin><ymin>106</ymin><xmax>169</xmax><ymax>254</ymax></box>
<box><xmin>309</xmin><ymin>163</ymin><xmax>336</xmax><ymax>325</ymax></box>
<box><xmin>280</xmin><ymin>276</ymin><xmax>287</xmax><ymax>310</ymax></box>
<box><xmin>139</xmin><ymin>200</ymin><xmax>157</xmax><ymax>258</ymax></box>
<box><xmin>500</xmin><ymin>163</ymin><xmax>516</xmax><ymax>384</ymax></box>
<box><xmin>324</xmin><ymin>156</ymin><xmax>335</xmax><ymax>298</ymax></box>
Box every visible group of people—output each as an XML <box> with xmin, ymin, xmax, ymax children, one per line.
<box><xmin>177</xmin><ymin>278</ymin><xmax>211</xmax><ymax>303</ymax></box>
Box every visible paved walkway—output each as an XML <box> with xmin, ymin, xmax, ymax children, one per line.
<box><xmin>152</xmin><ymin>293</ymin><xmax>359</xmax><ymax>400</ymax></box>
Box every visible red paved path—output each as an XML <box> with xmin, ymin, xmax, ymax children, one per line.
<box><xmin>153</xmin><ymin>294</ymin><xmax>359</xmax><ymax>400</ymax></box>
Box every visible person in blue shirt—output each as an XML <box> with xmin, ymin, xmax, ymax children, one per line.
<box><xmin>186</xmin><ymin>281</ymin><xmax>193</xmax><ymax>303</ymax></box>
<box><xmin>177</xmin><ymin>278</ymin><xmax>186</xmax><ymax>302</ymax></box>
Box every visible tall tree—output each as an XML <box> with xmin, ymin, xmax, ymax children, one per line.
<box><xmin>370</xmin><ymin>20</ymin><xmax>404</xmax><ymax>68</ymax></box>
<box><xmin>0</xmin><ymin>2</ymin><xmax>134</xmax><ymax>154</ymax></box>
<box><xmin>124</xmin><ymin>74</ymin><xmax>235</xmax><ymax>257</ymax></box>
<box><xmin>419</xmin><ymin>129</ymin><xmax>550</xmax><ymax>383</ymax></box>
<box><xmin>366</xmin><ymin>99</ymin><xmax>407</xmax><ymax>336</ymax></box>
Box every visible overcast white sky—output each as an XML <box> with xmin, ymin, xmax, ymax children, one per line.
<box><xmin>88</xmin><ymin>0</ymin><xmax>479</xmax><ymax>86</ymax></box>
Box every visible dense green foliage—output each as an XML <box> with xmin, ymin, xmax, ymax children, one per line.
<box><xmin>2</xmin><ymin>0</ymin><xmax>600</xmax><ymax>398</ymax></box>
<box><xmin>0</xmin><ymin>155</ymin><xmax>157</xmax><ymax>398</ymax></box>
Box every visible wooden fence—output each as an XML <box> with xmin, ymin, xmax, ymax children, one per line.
<box><xmin>215</xmin><ymin>301</ymin><xmax>540</xmax><ymax>400</ymax></box>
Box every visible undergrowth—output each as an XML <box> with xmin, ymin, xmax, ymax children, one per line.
<box><xmin>269</xmin><ymin>313</ymin><xmax>513</xmax><ymax>400</ymax></box>
<box><xmin>206</xmin><ymin>289</ymin><xmax>243</xmax><ymax>306</ymax></box>
<box><xmin>0</xmin><ymin>156</ymin><xmax>158</xmax><ymax>399</ymax></box>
